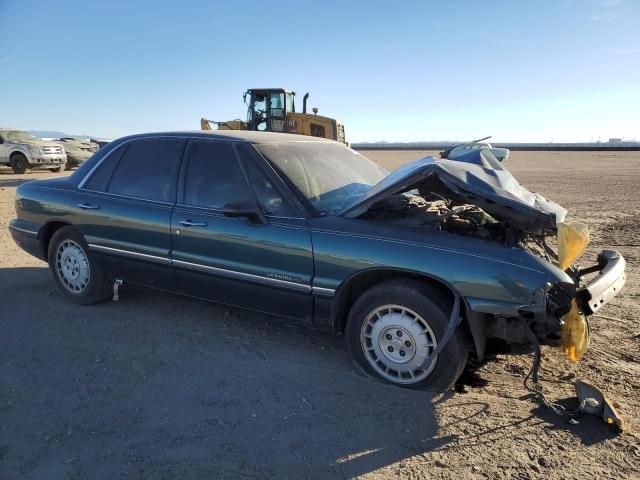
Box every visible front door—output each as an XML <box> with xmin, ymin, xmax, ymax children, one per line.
<box><xmin>170</xmin><ymin>139</ymin><xmax>314</xmax><ymax>321</ymax></box>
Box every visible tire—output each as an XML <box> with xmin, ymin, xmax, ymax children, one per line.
<box><xmin>50</xmin><ymin>166</ymin><xmax>63</xmax><ymax>172</ymax></box>
<box><xmin>47</xmin><ymin>226</ymin><xmax>112</xmax><ymax>305</ymax></box>
<box><xmin>64</xmin><ymin>163</ymin><xmax>74</xmax><ymax>171</ymax></box>
<box><xmin>345</xmin><ymin>279</ymin><xmax>468</xmax><ymax>391</ymax></box>
<box><xmin>10</xmin><ymin>153</ymin><xmax>29</xmax><ymax>174</ymax></box>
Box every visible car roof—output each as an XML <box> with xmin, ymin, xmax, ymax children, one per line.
<box><xmin>126</xmin><ymin>130</ymin><xmax>335</xmax><ymax>145</ymax></box>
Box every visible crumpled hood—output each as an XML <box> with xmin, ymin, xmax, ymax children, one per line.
<box><xmin>340</xmin><ymin>153</ymin><xmax>567</xmax><ymax>235</ymax></box>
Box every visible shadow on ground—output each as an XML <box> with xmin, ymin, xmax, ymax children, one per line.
<box><xmin>531</xmin><ymin>398</ymin><xmax>620</xmax><ymax>446</ymax></box>
<box><xmin>0</xmin><ymin>267</ymin><xmax>455</xmax><ymax>478</ymax></box>
<box><xmin>0</xmin><ymin>178</ymin><xmax>31</xmax><ymax>188</ymax></box>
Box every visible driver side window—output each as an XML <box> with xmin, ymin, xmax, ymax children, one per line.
<box><xmin>237</xmin><ymin>145</ymin><xmax>296</xmax><ymax>217</ymax></box>
<box><xmin>183</xmin><ymin>140</ymin><xmax>252</xmax><ymax>209</ymax></box>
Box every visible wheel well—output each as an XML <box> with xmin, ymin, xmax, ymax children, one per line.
<box><xmin>332</xmin><ymin>269</ymin><xmax>456</xmax><ymax>334</ymax></box>
<box><xmin>39</xmin><ymin>221</ymin><xmax>72</xmax><ymax>258</ymax></box>
<box><xmin>10</xmin><ymin>151</ymin><xmax>27</xmax><ymax>161</ymax></box>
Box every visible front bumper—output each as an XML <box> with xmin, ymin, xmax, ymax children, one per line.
<box><xmin>466</xmin><ymin>250</ymin><xmax>626</xmax><ymax>359</ymax></box>
<box><xmin>30</xmin><ymin>155</ymin><xmax>67</xmax><ymax>167</ymax></box>
<box><xmin>576</xmin><ymin>250</ymin><xmax>626</xmax><ymax>315</ymax></box>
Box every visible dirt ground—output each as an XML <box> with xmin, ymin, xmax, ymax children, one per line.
<box><xmin>1</xmin><ymin>151</ymin><xmax>639</xmax><ymax>479</ymax></box>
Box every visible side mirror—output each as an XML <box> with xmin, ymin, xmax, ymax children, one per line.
<box><xmin>222</xmin><ymin>201</ymin><xmax>266</xmax><ymax>224</ymax></box>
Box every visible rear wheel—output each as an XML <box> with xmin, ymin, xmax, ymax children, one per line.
<box><xmin>10</xmin><ymin>153</ymin><xmax>29</xmax><ymax>174</ymax></box>
<box><xmin>47</xmin><ymin>226</ymin><xmax>112</xmax><ymax>304</ymax></box>
<box><xmin>346</xmin><ymin>279</ymin><xmax>468</xmax><ymax>391</ymax></box>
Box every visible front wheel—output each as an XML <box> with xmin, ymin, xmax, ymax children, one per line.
<box><xmin>47</xmin><ymin>226</ymin><xmax>112</xmax><ymax>304</ymax></box>
<box><xmin>10</xmin><ymin>153</ymin><xmax>29</xmax><ymax>174</ymax></box>
<box><xmin>346</xmin><ymin>279</ymin><xmax>468</xmax><ymax>391</ymax></box>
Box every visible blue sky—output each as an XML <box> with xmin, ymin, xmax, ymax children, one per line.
<box><xmin>0</xmin><ymin>0</ymin><xmax>638</xmax><ymax>142</ymax></box>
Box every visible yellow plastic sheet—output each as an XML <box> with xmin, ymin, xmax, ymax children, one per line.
<box><xmin>557</xmin><ymin>221</ymin><xmax>590</xmax><ymax>271</ymax></box>
<box><xmin>561</xmin><ymin>299</ymin><xmax>590</xmax><ymax>362</ymax></box>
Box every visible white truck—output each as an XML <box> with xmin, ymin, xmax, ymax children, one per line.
<box><xmin>0</xmin><ymin>129</ymin><xmax>67</xmax><ymax>173</ymax></box>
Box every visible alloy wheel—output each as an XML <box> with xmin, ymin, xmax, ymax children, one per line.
<box><xmin>360</xmin><ymin>304</ymin><xmax>438</xmax><ymax>384</ymax></box>
<box><xmin>55</xmin><ymin>240</ymin><xmax>91</xmax><ymax>293</ymax></box>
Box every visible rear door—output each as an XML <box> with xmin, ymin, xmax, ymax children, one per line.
<box><xmin>170</xmin><ymin>139</ymin><xmax>314</xmax><ymax>321</ymax></box>
<box><xmin>75</xmin><ymin>137</ymin><xmax>185</xmax><ymax>290</ymax></box>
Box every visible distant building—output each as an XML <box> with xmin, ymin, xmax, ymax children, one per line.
<box><xmin>608</xmin><ymin>138</ymin><xmax>623</xmax><ymax>143</ymax></box>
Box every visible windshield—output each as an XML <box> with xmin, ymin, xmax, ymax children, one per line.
<box><xmin>6</xmin><ymin>131</ymin><xmax>38</xmax><ymax>142</ymax></box>
<box><xmin>256</xmin><ymin>142</ymin><xmax>388</xmax><ymax>214</ymax></box>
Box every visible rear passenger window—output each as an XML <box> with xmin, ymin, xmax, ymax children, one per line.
<box><xmin>83</xmin><ymin>143</ymin><xmax>129</xmax><ymax>192</ymax></box>
<box><xmin>107</xmin><ymin>139</ymin><xmax>184</xmax><ymax>202</ymax></box>
<box><xmin>183</xmin><ymin>140</ymin><xmax>251</xmax><ymax>209</ymax></box>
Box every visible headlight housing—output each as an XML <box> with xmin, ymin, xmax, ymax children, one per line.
<box><xmin>28</xmin><ymin>146</ymin><xmax>42</xmax><ymax>156</ymax></box>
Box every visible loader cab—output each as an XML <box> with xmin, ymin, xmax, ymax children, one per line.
<box><xmin>245</xmin><ymin>88</ymin><xmax>295</xmax><ymax>133</ymax></box>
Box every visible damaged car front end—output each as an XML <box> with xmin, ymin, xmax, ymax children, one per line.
<box><xmin>339</xmin><ymin>150</ymin><xmax>626</xmax><ymax>363</ymax></box>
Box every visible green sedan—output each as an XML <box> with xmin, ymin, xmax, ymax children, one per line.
<box><xmin>9</xmin><ymin>131</ymin><xmax>626</xmax><ymax>390</ymax></box>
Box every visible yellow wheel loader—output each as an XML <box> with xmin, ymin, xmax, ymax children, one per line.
<box><xmin>201</xmin><ymin>88</ymin><xmax>346</xmax><ymax>144</ymax></box>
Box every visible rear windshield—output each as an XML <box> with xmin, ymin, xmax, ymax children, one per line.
<box><xmin>255</xmin><ymin>142</ymin><xmax>387</xmax><ymax>214</ymax></box>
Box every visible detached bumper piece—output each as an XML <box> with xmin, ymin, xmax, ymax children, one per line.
<box><xmin>576</xmin><ymin>250</ymin><xmax>626</xmax><ymax>315</ymax></box>
<box><xmin>575</xmin><ymin>380</ymin><xmax>624</xmax><ymax>432</ymax></box>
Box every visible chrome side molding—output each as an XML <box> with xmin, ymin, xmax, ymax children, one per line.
<box><xmin>88</xmin><ymin>244</ymin><xmax>170</xmax><ymax>265</ymax></box>
<box><xmin>172</xmin><ymin>259</ymin><xmax>312</xmax><ymax>293</ymax></box>
<box><xmin>87</xmin><ymin>243</ymin><xmax>335</xmax><ymax>297</ymax></box>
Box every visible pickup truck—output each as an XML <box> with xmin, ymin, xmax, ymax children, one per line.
<box><xmin>0</xmin><ymin>129</ymin><xmax>67</xmax><ymax>173</ymax></box>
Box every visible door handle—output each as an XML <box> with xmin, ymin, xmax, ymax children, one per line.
<box><xmin>179</xmin><ymin>220</ymin><xmax>207</xmax><ymax>227</ymax></box>
<box><xmin>78</xmin><ymin>202</ymin><xmax>100</xmax><ymax>210</ymax></box>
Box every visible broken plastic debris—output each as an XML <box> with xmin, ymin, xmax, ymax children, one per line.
<box><xmin>561</xmin><ymin>299</ymin><xmax>590</xmax><ymax>362</ymax></box>
<box><xmin>575</xmin><ymin>380</ymin><xmax>624</xmax><ymax>432</ymax></box>
<box><xmin>557</xmin><ymin>221</ymin><xmax>589</xmax><ymax>271</ymax></box>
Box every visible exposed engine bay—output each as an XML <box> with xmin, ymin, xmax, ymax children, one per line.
<box><xmin>361</xmin><ymin>192</ymin><xmax>508</xmax><ymax>244</ymax></box>
<box><xmin>360</xmin><ymin>190</ymin><xmax>560</xmax><ymax>265</ymax></box>
<box><xmin>348</xmin><ymin>151</ymin><xmax>575</xmax><ymax>265</ymax></box>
